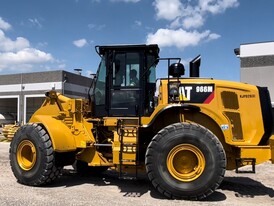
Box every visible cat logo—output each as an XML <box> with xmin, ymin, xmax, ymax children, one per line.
<box><xmin>179</xmin><ymin>86</ymin><xmax>193</xmax><ymax>101</ymax></box>
<box><xmin>178</xmin><ymin>84</ymin><xmax>215</xmax><ymax>104</ymax></box>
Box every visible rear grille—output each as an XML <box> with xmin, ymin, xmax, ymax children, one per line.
<box><xmin>224</xmin><ymin>112</ymin><xmax>243</xmax><ymax>140</ymax></box>
<box><xmin>221</xmin><ymin>91</ymin><xmax>243</xmax><ymax>140</ymax></box>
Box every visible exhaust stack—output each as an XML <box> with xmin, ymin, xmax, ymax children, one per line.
<box><xmin>190</xmin><ymin>55</ymin><xmax>201</xmax><ymax>78</ymax></box>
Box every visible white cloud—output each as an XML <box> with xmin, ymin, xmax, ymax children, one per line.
<box><xmin>0</xmin><ymin>48</ymin><xmax>53</xmax><ymax>71</ymax></box>
<box><xmin>0</xmin><ymin>48</ymin><xmax>52</xmax><ymax>64</ymax></box>
<box><xmin>0</xmin><ymin>17</ymin><xmax>54</xmax><ymax>72</ymax></box>
<box><xmin>154</xmin><ymin>0</ymin><xmax>182</xmax><ymax>21</ymax></box>
<box><xmin>88</xmin><ymin>23</ymin><xmax>106</xmax><ymax>30</ymax></box>
<box><xmin>110</xmin><ymin>0</ymin><xmax>140</xmax><ymax>2</ymax></box>
<box><xmin>28</xmin><ymin>18</ymin><xmax>42</xmax><ymax>29</ymax></box>
<box><xmin>208</xmin><ymin>33</ymin><xmax>221</xmax><ymax>41</ymax></box>
<box><xmin>37</xmin><ymin>42</ymin><xmax>48</xmax><ymax>48</ymax></box>
<box><xmin>0</xmin><ymin>30</ymin><xmax>30</xmax><ymax>52</ymax></box>
<box><xmin>200</xmin><ymin>0</ymin><xmax>239</xmax><ymax>14</ymax></box>
<box><xmin>75</xmin><ymin>0</ymin><xmax>100</xmax><ymax>2</ymax></box>
<box><xmin>134</xmin><ymin>20</ymin><xmax>142</xmax><ymax>27</ymax></box>
<box><xmin>73</xmin><ymin>38</ymin><xmax>88</xmax><ymax>48</ymax></box>
<box><xmin>148</xmin><ymin>0</ymin><xmax>238</xmax><ymax>49</ymax></box>
<box><xmin>0</xmin><ymin>17</ymin><xmax>11</xmax><ymax>31</ymax></box>
<box><xmin>153</xmin><ymin>0</ymin><xmax>239</xmax><ymax>29</ymax></box>
<box><xmin>146</xmin><ymin>28</ymin><xmax>220</xmax><ymax>49</ymax></box>
<box><xmin>181</xmin><ymin>13</ymin><xmax>205</xmax><ymax>30</ymax></box>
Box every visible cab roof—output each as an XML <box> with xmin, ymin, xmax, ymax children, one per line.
<box><xmin>96</xmin><ymin>44</ymin><xmax>160</xmax><ymax>57</ymax></box>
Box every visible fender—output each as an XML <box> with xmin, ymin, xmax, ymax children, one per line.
<box><xmin>141</xmin><ymin>103</ymin><xmax>236</xmax><ymax>169</ymax></box>
<box><xmin>30</xmin><ymin>115</ymin><xmax>94</xmax><ymax>152</ymax></box>
<box><xmin>142</xmin><ymin>104</ymin><xmax>200</xmax><ymax>128</ymax></box>
<box><xmin>30</xmin><ymin>115</ymin><xmax>77</xmax><ymax>152</ymax></box>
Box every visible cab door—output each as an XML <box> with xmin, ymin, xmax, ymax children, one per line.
<box><xmin>108</xmin><ymin>52</ymin><xmax>142</xmax><ymax>116</ymax></box>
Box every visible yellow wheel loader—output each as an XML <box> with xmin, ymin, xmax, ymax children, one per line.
<box><xmin>9</xmin><ymin>44</ymin><xmax>274</xmax><ymax>200</ymax></box>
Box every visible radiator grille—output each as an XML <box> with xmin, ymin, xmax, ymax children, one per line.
<box><xmin>221</xmin><ymin>91</ymin><xmax>239</xmax><ymax>110</ymax></box>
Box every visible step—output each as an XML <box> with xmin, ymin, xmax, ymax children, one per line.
<box><xmin>235</xmin><ymin>158</ymin><xmax>256</xmax><ymax>173</ymax></box>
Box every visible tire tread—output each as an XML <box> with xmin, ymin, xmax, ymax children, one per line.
<box><xmin>10</xmin><ymin>123</ymin><xmax>62</xmax><ymax>186</ymax></box>
<box><xmin>145</xmin><ymin>122</ymin><xmax>226</xmax><ymax>200</ymax></box>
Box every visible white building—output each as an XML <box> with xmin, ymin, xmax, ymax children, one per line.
<box><xmin>0</xmin><ymin>70</ymin><xmax>92</xmax><ymax>124</ymax></box>
<box><xmin>237</xmin><ymin>41</ymin><xmax>274</xmax><ymax>103</ymax></box>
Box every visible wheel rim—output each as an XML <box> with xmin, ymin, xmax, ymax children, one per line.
<box><xmin>167</xmin><ymin>144</ymin><xmax>205</xmax><ymax>182</ymax></box>
<box><xmin>17</xmin><ymin>140</ymin><xmax>37</xmax><ymax>171</ymax></box>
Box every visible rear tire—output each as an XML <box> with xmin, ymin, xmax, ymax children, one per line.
<box><xmin>9</xmin><ymin>123</ymin><xmax>62</xmax><ymax>186</ymax></box>
<box><xmin>145</xmin><ymin>122</ymin><xmax>226</xmax><ymax>200</ymax></box>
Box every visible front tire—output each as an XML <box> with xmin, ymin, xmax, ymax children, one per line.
<box><xmin>9</xmin><ymin>123</ymin><xmax>62</xmax><ymax>186</ymax></box>
<box><xmin>145</xmin><ymin>122</ymin><xmax>226</xmax><ymax>200</ymax></box>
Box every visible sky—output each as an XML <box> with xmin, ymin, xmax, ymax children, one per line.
<box><xmin>0</xmin><ymin>0</ymin><xmax>274</xmax><ymax>81</ymax></box>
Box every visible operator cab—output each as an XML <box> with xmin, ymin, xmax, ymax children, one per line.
<box><xmin>92</xmin><ymin>44</ymin><xmax>159</xmax><ymax>117</ymax></box>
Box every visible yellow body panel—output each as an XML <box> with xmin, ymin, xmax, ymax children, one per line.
<box><xmin>29</xmin><ymin>92</ymin><xmax>139</xmax><ymax>168</ymax></box>
<box><xmin>29</xmin><ymin>91</ymin><xmax>95</xmax><ymax>152</ymax></box>
<box><xmin>142</xmin><ymin>79</ymin><xmax>266</xmax><ymax>146</ymax></box>
<box><xmin>140</xmin><ymin>78</ymin><xmax>272</xmax><ymax>170</ymax></box>
<box><xmin>76</xmin><ymin>147</ymin><xmax>112</xmax><ymax>167</ymax></box>
<box><xmin>237</xmin><ymin>146</ymin><xmax>271</xmax><ymax>165</ymax></box>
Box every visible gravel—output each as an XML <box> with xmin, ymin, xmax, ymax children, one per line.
<box><xmin>1</xmin><ymin>142</ymin><xmax>274</xmax><ymax>206</ymax></box>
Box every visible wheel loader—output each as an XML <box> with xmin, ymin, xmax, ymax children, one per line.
<box><xmin>9</xmin><ymin>44</ymin><xmax>274</xmax><ymax>200</ymax></box>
